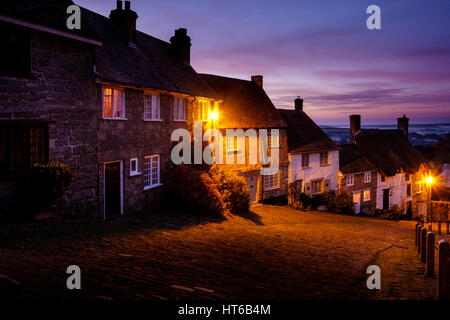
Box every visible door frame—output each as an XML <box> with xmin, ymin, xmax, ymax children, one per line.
<box><xmin>246</xmin><ymin>174</ymin><xmax>259</xmax><ymax>204</ymax></box>
<box><xmin>383</xmin><ymin>188</ymin><xmax>390</xmax><ymax>210</ymax></box>
<box><xmin>103</xmin><ymin>160</ymin><xmax>123</xmax><ymax>220</ymax></box>
<box><xmin>352</xmin><ymin>191</ymin><xmax>361</xmax><ymax>214</ymax></box>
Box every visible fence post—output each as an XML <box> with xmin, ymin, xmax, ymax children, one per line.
<box><xmin>421</xmin><ymin>227</ymin><xmax>427</xmax><ymax>263</ymax></box>
<box><xmin>438</xmin><ymin>220</ymin><xmax>441</xmax><ymax>235</ymax></box>
<box><xmin>426</xmin><ymin>231</ymin><xmax>435</xmax><ymax>277</ymax></box>
<box><xmin>438</xmin><ymin>239</ymin><xmax>450</xmax><ymax>300</ymax></box>
<box><xmin>418</xmin><ymin>225</ymin><xmax>423</xmax><ymax>254</ymax></box>
<box><xmin>415</xmin><ymin>223</ymin><xmax>419</xmax><ymax>247</ymax></box>
<box><xmin>447</xmin><ymin>221</ymin><xmax>449</xmax><ymax>234</ymax></box>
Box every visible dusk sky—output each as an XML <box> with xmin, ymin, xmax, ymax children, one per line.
<box><xmin>76</xmin><ymin>0</ymin><xmax>450</xmax><ymax>125</ymax></box>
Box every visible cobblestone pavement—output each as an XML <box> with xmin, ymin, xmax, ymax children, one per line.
<box><xmin>0</xmin><ymin>205</ymin><xmax>436</xmax><ymax>300</ymax></box>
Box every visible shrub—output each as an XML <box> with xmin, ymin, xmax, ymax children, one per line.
<box><xmin>26</xmin><ymin>162</ymin><xmax>74</xmax><ymax>212</ymax></box>
<box><xmin>299</xmin><ymin>192</ymin><xmax>312</xmax><ymax>209</ymax></box>
<box><xmin>327</xmin><ymin>193</ymin><xmax>354</xmax><ymax>214</ymax></box>
<box><xmin>209</xmin><ymin>165</ymin><xmax>250</xmax><ymax>214</ymax></box>
<box><xmin>166</xmin><ymin>165</ymin><xmax>224</xmax><ymax>216</ymax></box>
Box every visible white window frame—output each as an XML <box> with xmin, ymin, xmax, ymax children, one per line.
<box><xmin>173</xmin><ymin>97</ymin><xmax>186</xmax><ymax>121</ymax></box>
<box><xmin>144</xmin><ymin>154</ymin><xmax>161</xmax><ymax>190</ymax></box>
<box><xmin>129</xmin><ymin>157</ymin><xmax>140</xmax><ymax>176</ymax></box>
<box><xmin>144</xmin><ymin>93</ymin><xmax>161</xmax><ymax>121</ymax></box>
<box><xmin>320</xmin><ymin>151</ymin><xmax>329</xmax><ymax>166</ymax></box>
<box><xmin>102</xmin><ymin>87</ymin><xmax>126</xmax><ymax>120</ymax></box>
<box><xmin>301</xmin><ymin>153</ymin><xmax>310</xmax><ymax>168</ymax></box>
<box><xmin>363</xmin><ymin>189</ymin><xmax>371</xmax><ymax>201</ymax></box>
<box><xmin>346</xmin><ymin>175</ymin><xmax>354</xmax><ymax>186</ymax></box>
<box><xmin>364</xmin><ymin>172</ymin><xmax>371</xmax><ymax>183</ymax></box>
<box><xmin>264</xmin><ymin>172</ymin><xmax>280</xmax><ymax>190</ymax></box>
<box><xmin>311</xmin><ymin>179</ymin><xmax>324</xmax><ymax>194</ymax></box>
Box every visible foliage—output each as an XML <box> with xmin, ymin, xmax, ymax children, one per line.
<box><xmin>327</xmin><ymin>193</ymin><xmax>355</xmax><ymax>214</ymax></box>
<box><xmin>310</xmin><ymin>191</ymin><xmax>335</xmax><ymax>210</ymax></box>
<box><xmin>209</xmin><ymin>165</ymin><xmax>250</xmax><ymax>214</ymax></box>
<box><xmin>26</xmin><ymin>162</ymin><xmax>74</xmax><ymax>212</ymax></box>
<box><xmin>165</xmin><ymin>165</ymin><xmax>224</xmax><ymax>216</ymax></box>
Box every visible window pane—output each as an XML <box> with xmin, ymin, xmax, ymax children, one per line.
<box><xmin>103</xmin><ymin>88</ymin><xmax>112</xmax><ymax>118</ymax></box>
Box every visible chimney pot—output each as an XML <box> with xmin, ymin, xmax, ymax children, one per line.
<box><xmin>251</xmin><ymin>75</ymin><xmax>263</xmax><ymax>88</ymax></box>
<box><xmin>170</xmin><ymin>28</ymin><xmax>191</xmax><ymax>65</ymax></box>
<box><xmin>397</xmin><ymin>115</ymin><xmax>409</xmax><ymax>137</ymax></box>
<box><xmin>110</xmin><ymin>1</ymin><xmax>138</xmax><ymax>45</ymax></box>
<box><xmin>350</xmin><ymin>114</ymin><xmax>361</xmax><ymax>137</ymax></box>
<box><xmin>295</xmin><ymin>97</ymin><xmax>303</xmax><ymax>112</ymax></box>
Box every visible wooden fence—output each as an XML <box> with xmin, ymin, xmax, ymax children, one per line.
<box><xmin>415</xmin><ymin>222</ymin><xmax>450</xmax><ymax>300</ymax></box>
<box><xmin>421</xmin><ymin>201</ymin><xmax>449</xmax><ymax>234</ymax></box>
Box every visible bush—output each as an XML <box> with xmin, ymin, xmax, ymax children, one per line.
<box><xmin>327</xmin><ymin>193</ymin><xmax>354</xmax><ymax>214</ymax></box>
<box><xmin>299</xmin><ymin>192</ymin><xmax>312</xmax><ymax>209</ymax></box>
<box><xmin>209</xmin><ymin>165</ymin><xmax>250</xmax><ymax>214</ymax></box>
<box><xmin>26</xmin><ymin>162</ymin><xmax>74</xmax><ymax>212</ymax></box>
<box><xmin>310</xmin><ymin>191</ymin><xmax>336</xmax><ymax>210</ymax></box>
<box><xmin>166</xmin><ymin>165</ymin><xmax>224</xmax><ymax>216</ymax></box>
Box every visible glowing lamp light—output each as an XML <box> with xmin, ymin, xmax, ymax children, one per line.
<box><xmin>425</xmin><ymin>176</ymin><xmax>433</xmax><ymax>184</ymax></box>
<box><xmin>210</xmin><ymin>111</ymin><xmax>219</xmax><ymax>121</ymax></box>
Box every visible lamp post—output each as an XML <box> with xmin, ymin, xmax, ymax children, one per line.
<box><xmin>425</xmin><ymin>176</ymin><xmax>433</xmax><ymax>225</ymax></box>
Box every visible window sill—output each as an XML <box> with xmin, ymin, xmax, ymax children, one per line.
<box><xmin>144</xmin><ymin>183</ymin><xmax>163</xmax><ymax>191</ymax></box>
<box><xmin>363</xmin><ymin>199</ymin><xmax>371</xmax><ymax>202</ymax></box>
<box><xmin>346</xmin><ymin>184</ymin><xmax>354</xmax><ymax>187</ymax></box>
<box><xmin>130</xmin><ymin>172</ymin><xmax>141</xmax><ymax>177</ymax></box>
<box><xmin>364</xmin><ymin>181</ymin><xmax>371</xmax><ymax>184</ymax></box>
<box><xmin>227</xmin><ymin>150</ymin><xmax>242</xmax><ymax>154</ymax></box>
<box><xmin>265</xmin><ymin>186</ymin><xmax>280</xmax><ymax>191</ymax></box>
<box><xmin>301</xmin><ymin>166</ymin><xmax>311</xmax><ymax>169</ymax></box>
<box><xmin>173</xmin><ymin>119</ymin><xmax>187</xmax><ymax>122</ymax></box>
<box><xmin>320</xmin><ymin>164</ymin><xmax>331</xmax><ymax>167</ymax></box>
<box><xmin>102</xmin><ymin>117</ymin><xmax>128</xmax><ymax>121</ymax></box>
<box><xmin>144</xmin><ymin>119</ymin><xmax>163</xmax><ymax>122</ymax></box>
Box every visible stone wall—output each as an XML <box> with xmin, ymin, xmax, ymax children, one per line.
<box><xmin>0</xmin><ymin>30</ymin><xmax>99</xmax><ymax>216</ymax></box>
<box><xmin>339</xmin><ymin>170</ymin><xmax>377</xmax><ymax>215</ymax></box>
<box><xmin>97</xmin><ymin>87</ymin><xmax>191</xmax><ymax>217</ymax></box>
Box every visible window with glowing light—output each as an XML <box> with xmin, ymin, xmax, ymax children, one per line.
<box><xmin>144</xmin><ymin>93</ymin><xmax>160</xmax><ymax>120</ymax></box>
<box><xmin>103</xmin><ymin>87</ymin><xmax>125</xmax><ymax>119</ymax></box>
<box><xmin>363</xmin><ymin>189</ymin><xmax>371</xmax><ymax>201</ymax></box>
<box><xmin>199</xmin><ymin>100</ymin><xmax>211</xmax><ymax>121</ymax></box>
<box><xmin>173</xmin><ymin>97</ymin><xmax>186</xmax><ymax>121</ymax></box>
<box><xmin>264</xmin><ymin>172</ymin><xmax>280</xmax><ymax>190</ymax></box>
<box><xmin>144</xmin><ymin>155</ymin><xmax>160</xmax><ymax>189</ymax></box>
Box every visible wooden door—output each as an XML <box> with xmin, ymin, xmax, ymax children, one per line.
<box><xmin>105</xmin><ymin>161</ymin><xmax>121</xmax><ymax>218</ymax></box>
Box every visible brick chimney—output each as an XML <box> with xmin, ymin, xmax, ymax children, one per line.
<box><xmin>350</xmin><ymin>114</ymin><xmax>361</xmax><ymax>137</ymax></box>
<box><xmin>397</xmin><ymin>115</ymin><xmax>409</xmax><ymax>137</ymax></box>
<box><xmin>294</xmin><ymin>97</ymin><xmax>303</xmax><ymax>112</ymax></box>
<box><xmin>251</xmin><ymin>75</ymin><xmax>263</xmax><ymax>88</ymax></box>
<box><xmin>109</xmin><ymin>1</ymin><xmax>138</xmax><ymax>45</ymax></box>
<box><xmin>170</xmin><ymin>28</ymin><xmax>191</xmax><ymax>65</ymax></box>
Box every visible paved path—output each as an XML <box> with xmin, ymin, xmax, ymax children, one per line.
<box><xmin>0</xmin><ymin>205</ymin><xmax>435</xmax><ymax>299</ymax></box>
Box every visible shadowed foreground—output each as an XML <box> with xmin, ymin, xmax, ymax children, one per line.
<box><xmin>0</xmin><ymin>205</ymin><xmax>435</xmax><ymax>299</ymax></box>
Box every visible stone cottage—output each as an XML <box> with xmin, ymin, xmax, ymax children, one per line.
<box><xmin>347</xmin><ymin>114</ymin><xmax>429</xmax><ymax>217</ymax></box>
<box><xmin>338</xmin><ymin>143</ymin><xmax>378</xmax><ymax>214</ymax></box>
<box><xmin>0</xmin><ymin>0</ymin><xmax>222</xmax><ymax>218</ymax></box>
<box><xmin>199</xmin><ymin>74</ymin><xmax>289</xmax><ymax>203</ymax></box>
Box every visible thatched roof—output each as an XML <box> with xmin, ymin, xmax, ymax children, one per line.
<box><xmin>354</xmin><ymin>129</ymin><xmax>424</xmax><ymax>176</ymax></box>
<box><xmin>199</xmin><ymin>74</ymin><xmax>287</xmax><ymax>129</ymax></box>
<box><xmin>339</xmin><ymin>143</ymin><xmax>377</xmax><ymax>174</ymax></box>
<box><xmin>277</xmin><ymin>109</ymin><xmax>338</xmax><ymax>153</ymax></box>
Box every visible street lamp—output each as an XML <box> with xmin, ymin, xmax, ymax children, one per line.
<box><xmin>425</xmin><ymin>176</ymin><xmax>434</xmax><ymax>224</ymax></box>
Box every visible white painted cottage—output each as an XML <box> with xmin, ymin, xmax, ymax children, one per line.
<box><xmin>278</xmin><ymin>98</ymin><xmax>339</xmax><ymax>195</ymax></box>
